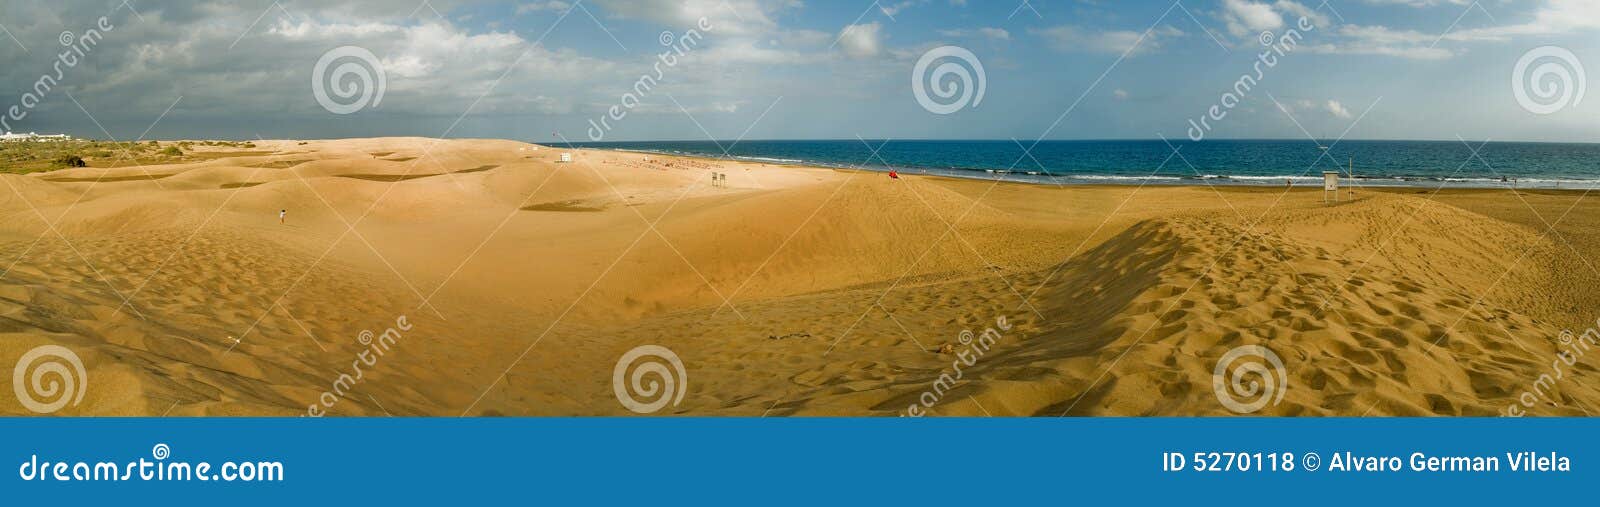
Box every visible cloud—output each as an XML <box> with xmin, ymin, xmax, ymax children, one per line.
<box><xmin>1325</xmin><ymin>100</ymin><xmax>1352</xmax><ymax>119</ymax></box>
<box><xmin>1276</xmin><ymin>0</ymin><xmax>1600</xmax><ymax>60</ymax></box>
<box><xmin>1113</xmin><ymin>89</ymin><xmax>1130</xmax><ymax>100</ymax></box>
<box><xmin>1298</xmin><ymin>25</ymin><xmax>1455</xmax><ymax>59</ymax></box>
<box><xmin>837</xmin><ymin>22</ymin><xmax>883</xmax><ymax>59</ymax></box>
<box><xmin>879</xmin><ymin>1</ymin><xmax>924</xmax><ymax>17</ymax></box>
<box><xmin>1030</xmin><ymin>25</ymin><xmax>1183</xmax><ymax>55</ymax></box>
<box><xmin>1220</xmin><ymin>0</ymin><xmax>1284</xmax><ymax>38</ymax></box>
<box><xmin>938</xmin><ymin>27</ymin><xmax>1010</xmax><ymax>40</ymax></box>
<box><xmin>1360</xmin><ymin>0</ymin><xmax>1470</xmax><ymax>6</ymax></box>
<box><xmin>590</xmin><ymin>0</ymin><xmax>796</xmax><ymax>37</ymax></box>
<box><xmin>1274</xmin><ymin>1</ymin><xmax>1331</xmax><ymax>28</ymax></box>
<box><xmin>515</xmin><ymin>1</ymin><xmax>572</xmax><ymax>15</ymax></box>
<box><xmin>1278</xmin><ymin>99</ymin><xmax>1353</xmax><ymax>119</ymax></box>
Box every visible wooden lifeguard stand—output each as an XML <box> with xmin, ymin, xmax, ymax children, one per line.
<box><xmin>1323</xmin><ymin>170</ymin><xmax>1340</xmax><ymax>203</ymax></box>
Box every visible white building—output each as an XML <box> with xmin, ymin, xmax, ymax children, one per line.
<box><xmin>0</xmin><ymin>131</ymin><xmax>73</xmax><ymax>142</ymax></box>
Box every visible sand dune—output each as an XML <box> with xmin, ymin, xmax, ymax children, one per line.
<box><xmin>1</xmin><ymin>138</ymin><xmax>1596</xmax><ymax>416</ymax></box>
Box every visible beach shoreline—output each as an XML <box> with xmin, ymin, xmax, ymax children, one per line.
<box><xmin>576</xmin><ymin>145</ymin><xmax>1600</xmax><ymax>191</ymax></box>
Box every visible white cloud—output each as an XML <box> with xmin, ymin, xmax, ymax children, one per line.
<box><xmin>938</xmin><ymin>27</ymin><xmax>1011</xmax><ymax>40</ymax></box>
<box><xmin>838</xmin><ymin>22</ymin><xmax>884</xmax><ymax>59</ymax></box>
<box><xmin>1031</xmin><ymin>25</ymin><xmax>1183</xmax><ymax>55</ymax></box>
<box><xmin>1274</xmin><ymin>1</ymin><xmax>1331</xmax><ymax>29</ymax></box>
<box><xmin>591</xmin><ymin>0</ymin><xmax>794</xmax><ymax>37</ymax></box>
<box><xmin>1113</xmin><ymin>89</ymin><xmax>1130</xmax><ymax>100</ymax></box>
<box><xmin>1220</xmin><ymin>0</ymin><xmax>1284</xmax><ymax>37</ymax></box>
<box><xmin>515</xmin><ymin>1</ymin><xmax>571</xmax><ymax>15</ymax></box>
<box><xmin>879</xmin><ymin>1</ymin><xmax>923</xmax><ymax>17</ymax></box>
<box><xmin>1325</xmin><ymin>100</ymin><xmax>1352</xmax><ymax>119</ymax></box>
<box><xmin>1278</xmin><ymin>99</ymin><xmax>1354</xmax><ymax>119</ymax></box>
<box><xmin>1289</xmin><ymin>0</ymin><xmax>1600</xmax><ymax>60</ymax></box>
<box><xmin>1360</xmin><ymin>0</ymin><xmax>1470</xmax><ymax>6</ymax></box>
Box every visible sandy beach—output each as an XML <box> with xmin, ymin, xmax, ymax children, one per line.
<box><xmin>1</xmin><ymin>137</ymin><xmax>1597</xmax><ymax>416</ymax></box>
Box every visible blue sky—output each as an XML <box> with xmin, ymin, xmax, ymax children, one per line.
<box><xmin>0</xmin><ymin>0</ymin><xmax>1595</xmax><ymax>142</ymax></box>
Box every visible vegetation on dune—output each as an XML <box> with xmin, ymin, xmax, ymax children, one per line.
<box><xmin>0</xmin><ymin>139</ymin><xmax>264</xmax><ymax>174</ymax></box>
<box><xmin>54</xmin><ymin>155</ymin><xmax>87</xmax><ymax>168</ymax></box>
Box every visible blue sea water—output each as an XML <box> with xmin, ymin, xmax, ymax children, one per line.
<box><xmin>567</xmin><ymin>139</ymin><xmax>1600</xmax><ymax>189</ymax></box>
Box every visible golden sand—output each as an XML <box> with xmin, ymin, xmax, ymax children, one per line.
<box><xmin>1</xmin><ymin>137</ymin><xmax>1597</xmax><ymax>416</ymax></box>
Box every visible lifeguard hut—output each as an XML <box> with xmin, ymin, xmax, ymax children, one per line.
<box><xmin>1322</xmin><ymin>171</ymin><xmax>1340</xmax><ymax>203</ymax></box>
<box><xmin>559</xmin><ymin>152</ymin><xmax>573</xmax><ymax>163</ymax></box>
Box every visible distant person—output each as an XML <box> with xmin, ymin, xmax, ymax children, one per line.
<box><xmin>889</xmin><ymin>169</ymin><xmax>899</xmax><ymax>179</ymax></box>
<box><xmin>279</xmin><ymin>209</ymin><xmax>286</xmax><ymax>225</ymax></box>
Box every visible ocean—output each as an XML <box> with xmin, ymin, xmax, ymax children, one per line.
<box><xmin>566</xmin><ymin>139</ymin><xmax>1600</xmax><ymax>189</ymax></box>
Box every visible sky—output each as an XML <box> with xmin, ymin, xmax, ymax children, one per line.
<box><xmin>0</xmin><ymin>0</ymin><xmax>1595</xmax><ymax>143</ymax></box>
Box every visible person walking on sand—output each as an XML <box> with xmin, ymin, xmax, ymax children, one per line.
<box><xmin>279</xmin><ymin>209</ymin><xmax>286</xmax><ymax>225</ymax></box>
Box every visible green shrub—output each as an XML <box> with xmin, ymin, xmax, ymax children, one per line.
<box><xmin>160</xmin><ymin>146</ymin><xmax>183</xmax><ymax>157</ymax></box>
<box><xmin>55</xmin><ymin>155</ymin><xmax>87</xmax><ymax>168</ymax></box>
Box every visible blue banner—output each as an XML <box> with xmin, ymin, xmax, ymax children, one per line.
<box><xmin>1</xmin><ymin>418</ymin><xmax>1591</xmax><ymax>504</ymax></box>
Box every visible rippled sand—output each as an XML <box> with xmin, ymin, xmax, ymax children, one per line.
<box><xmin>2</xmin><ymin>137</ymin><xmax>1596</xmax><ymax>416</ymax></box>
